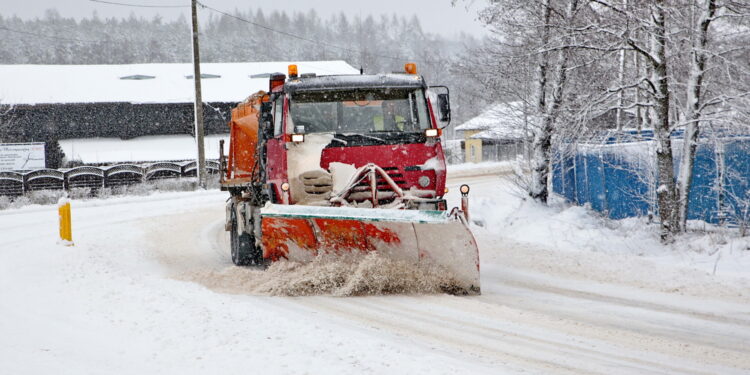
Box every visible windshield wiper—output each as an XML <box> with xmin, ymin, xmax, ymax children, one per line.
<box><xmin>331</xmin><ymin>137</ymin><xmax>348</xmax><ymax>145</ymax></box>
<box><xmin>340</xmin><ymin>133</ymin><xmax>386</xmax><ymax>144</ymax></box>
<box><xmin>358</xmin><ymin>134</ymin><xmax>386</xmax><ymax>143</ymax></box>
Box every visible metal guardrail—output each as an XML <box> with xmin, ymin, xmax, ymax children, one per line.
<box><xmin>0</xmin><ymin>160</ymin><xmax>220</xmax><ymax>197</ymax></box>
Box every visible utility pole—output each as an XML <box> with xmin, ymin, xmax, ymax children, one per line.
<box><xmin>191</xmin><ymin>0</ymin><xmax>207</xmax><ymax>188</ymax></box>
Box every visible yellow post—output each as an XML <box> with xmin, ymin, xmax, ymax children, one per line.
<box><xmin>58</xmin><ymin>200</ymin><xmax>73</xmax><ymax>245</ymax></box>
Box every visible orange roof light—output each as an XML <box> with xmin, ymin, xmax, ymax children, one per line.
<box><xmin>288</xmin><ymin>64</ymin><xmax>298</xmax><ymax>78</ymax></box>
<box><xmin>404</xmin><ymin>63</ymin><xmax>417</xmax><ymax>75</ymax></box>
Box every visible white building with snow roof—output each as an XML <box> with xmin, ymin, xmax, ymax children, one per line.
<box><xmin>0</xmin><ymin>61</ymin><xmax>357</xmax><ymax>105</ymax></box>
<box><xmin>0</xmin><ymin>61</ymin><xmax>358</xmax><ymax>166</ymax></box>
<box><xmin>454</xmin><ymin>102</ymin><xmax>533</xmax><ymax>163</ymax></box>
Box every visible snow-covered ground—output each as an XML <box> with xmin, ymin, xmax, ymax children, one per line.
<box><xmin>1</xmin><ymin>162</ymin><xmax>749</xmax><ymax>374</ymax></box>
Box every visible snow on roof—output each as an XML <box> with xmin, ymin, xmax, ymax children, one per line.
<box><xmin>455</xmin><ymin>102</ymin><xmax>534</xmax><ymax>141</ymax></box>
<box><xmin>284</xmin><ymin>73</ymin><xmax>424</xmax><ymax>93</ymax></box>
<box><xmin>0</xmin><ymin>61</ymin><xmax>359</xmax><ymax>105</ymax></box>
<box><xmin>59</xmin><ymin>134</ymin><xmax>230</xmax><ymax>164</ymax></box>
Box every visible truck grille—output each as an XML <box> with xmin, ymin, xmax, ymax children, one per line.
<box><xmin>354</xmin><ymin>167</ymin><xmax>405</xmax><ymax>188</ymax></box>
<box><xmin>350</xmin><ymin>166</ymin><xmax>405</xmax><ymax>203</ymax></box>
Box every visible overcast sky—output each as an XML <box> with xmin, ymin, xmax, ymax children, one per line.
<box><xmin>1</xmin><ymin>0</ymin><xmax>489</xmax><ymax>38</ymax></box>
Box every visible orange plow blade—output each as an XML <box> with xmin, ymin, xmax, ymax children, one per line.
<box><xmin>260</xmin><ymin>204</ymin><xmax>480</xmax><ymax>294</ymax></box>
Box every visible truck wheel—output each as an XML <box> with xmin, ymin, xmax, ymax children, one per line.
<box><xmin>230</xmin><ymin>205</ymin><xmax>265</xmax><ymax>266</ymax></box>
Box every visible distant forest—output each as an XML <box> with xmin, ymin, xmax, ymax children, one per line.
<box><xmin>0</xmin><ymin>9</ymin><xmax>487</xmax><ymax>125</ymax></box>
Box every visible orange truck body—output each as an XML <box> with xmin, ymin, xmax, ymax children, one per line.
<box><xmin>225</xmin><ymin>92</ymin><xmax>266</xmax><ymax>183</ymax></box>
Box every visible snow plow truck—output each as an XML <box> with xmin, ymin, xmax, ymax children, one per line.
<box><xmin>219</xmin><ymin>63</ymin><xmax>480</xmax><ymax>294</ymax></box>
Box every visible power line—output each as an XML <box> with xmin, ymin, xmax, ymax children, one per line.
<box><xmin>89</xmin><ymin>0</ymin><xmax>189</xmax><ymax>8</ymax></box>
<box><xmin>195</xmin><ymin>1</ymin><xmax>412</xmax><ymax>64</ymax></box>
<box><xmin>22</xmin><ymin>0</ymin><xmax>433</xmax><ymax>68</ymax></box>
<box><xmin>0</xmin><ymin>26</ymin><xmax>102</xmax><ymax>44</ymax></box>
<box><xmin>89</xmin><ymin>0</ymin><xmax>429</xmax><ymax>66</ymax></box>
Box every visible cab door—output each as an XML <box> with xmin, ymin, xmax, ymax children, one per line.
<box><xmin>265</xmin><ymin>95</ymin><xmax>288</xmax><ymax>203</ymax></box>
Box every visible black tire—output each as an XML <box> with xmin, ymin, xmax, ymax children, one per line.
<box><xmin>230</xmin><ymin>204</ymin><xmax>264</xmax><ymax>266</ymax></box>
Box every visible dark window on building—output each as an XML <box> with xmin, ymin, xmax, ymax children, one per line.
<box><xmin>185</xmin><ymin>74</ymin><xmax>221</xmax><ymax>79</ymax></box>
<box><xmin>119</xmin><ymin>75</ymin><xmax>155</xmax><ymax>80</ymax></box>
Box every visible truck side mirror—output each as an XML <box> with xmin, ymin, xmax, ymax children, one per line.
<box><xmin>437</xmin><ymin>93</ymin><xmax>451</xmax><ymax>123</ymax></box>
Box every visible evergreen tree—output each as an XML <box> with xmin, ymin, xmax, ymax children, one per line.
<box><xmin>0</xmin><ymin>7</ymin><xmax>481</xmax><ymax>125</ymax></box>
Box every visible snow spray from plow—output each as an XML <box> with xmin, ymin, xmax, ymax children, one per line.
<box><xmin>259</xmin><ymin>204</ymin><xmax>481</xmax><ymax>295</ymax></box>
<box><xmin>181</xmin><ymin>251</ymin><xmax>474</xmax><ymax>297</ymax></box>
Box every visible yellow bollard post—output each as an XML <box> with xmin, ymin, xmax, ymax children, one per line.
<box><xmin>58</xmin><ymin>199</ymin><xmax>73</xmax><ymax>246</ymax></box>
<box><xmin>63</xmin><ymin>202</ymin><xmax>71</xmax><ymax>242</ymax></box>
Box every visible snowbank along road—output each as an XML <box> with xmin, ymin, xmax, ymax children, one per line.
<box><xmin>1</xmin><ymin>164</ymin><xmax>749</xmax><ymax>374</ymax></box>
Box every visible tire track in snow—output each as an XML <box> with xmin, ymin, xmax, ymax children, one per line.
<box><xmin>436</xmin><ymin>293</ymin><xmax>749</xmax><ymax>372</ymax></box>
<box><xmin>292</xmin><ymin>296</ymin><xmax>732</xmax><ymax>375</ymax></box>
<box><xmin>295</xmin><ymin>296</ymin><xmax>592</xmax><ymax>375</ymax></box>
<box><xmin>488</xmin><ymin>270</ymin><xmax>750</xmax><ymax>327</ymax></box>
<box><xmin>480</xmin><ymin>269</ymin><xmax>750</xmax><ymax>355</ymax></box>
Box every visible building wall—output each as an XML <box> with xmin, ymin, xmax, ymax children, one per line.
<box><xmin>463</xmin><ymin>130</ymin><xmax>483</xmax><ymax>163</ymax></box>
<box><xmin>0</xmin><ymin>102</ymin><xmax>234</xmax><ymax>143</ymax></box>
<box><xmin>481</xmin><ymin>140</ymin><xmax>526</xmax><ymax>162</ymax></box>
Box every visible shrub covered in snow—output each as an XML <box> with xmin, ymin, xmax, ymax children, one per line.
<box><xmin>8</xmin><ymin>196</ymin><xmax>31</xmax><ymax>209</ymax></box>
<box><xmin>152</xmin><ymin>178</ymin><xmax>197</xmax><ymax>192</ymax></box>
<box><xmin>27</xmin><ymin>190</ymin><xmax>65</xmax><ymax>205</ymax></box>
<box><xmin>0</xmin><ymin>196</ymin><xmax>10</xmax><ymax>210</ymax></box>
<box><xmin>68</xmin><ymin>187</ymin><xmax>93</xmax><ymax>199</ymax></box>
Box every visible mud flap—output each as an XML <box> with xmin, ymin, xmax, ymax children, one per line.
<box><xmin>259</xmin><ymin>204</ymin><xmax>480</xmax><ymax>294</ymax></box>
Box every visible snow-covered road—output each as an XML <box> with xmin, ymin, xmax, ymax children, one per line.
<box><xmin>2</xmin><ymin>169</ymin><xmax>749</xmax><ymax>374</ymax></box>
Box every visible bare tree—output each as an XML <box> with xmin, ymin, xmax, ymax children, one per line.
<box><xmin>676</xmin><ymin>0</ymin><xmax>750</xmax><ymax>231</ymax></box>
<box><xmin>468</xmin><ymin>0</ymin><xmax>587</xmax><ymax>203</ymax></box>
<box><xmin>647</xmin><ymin>1</ymin><xmax>680</xmax><ymax>240</ymax></box>
<box><xmin>0</xmin><ymin>100</ymin><xmax>15</xmax><ymax>143</ymax></box>
<box><xmin>465</xmin><ymin>0</ymin><xmax>749</xmax><ymax>240</ymax></box>
<box><xmin>572</xmin><ymin>0</ymin><xmax>718</xmax><ymax>239</ymax></box>
<box><xmin>531</xmin><ymin>0</ymin><xmax>581</xmax><ymax>203</ymax></box>
<box><xmin>677</xmin><ymin>0</ymin><xmax>717</xmax><ymax>231</ymax></box>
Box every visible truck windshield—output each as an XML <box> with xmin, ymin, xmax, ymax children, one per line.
<box><xmin>288</xmin><ymin>89</ymin><xmax>431</xmax><ymax>134</ymax></box>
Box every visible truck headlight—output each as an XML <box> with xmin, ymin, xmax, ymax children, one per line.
<box><xmin>291</xmin><ymin>134</ymin><xmax>305</xmax><ymax>143</ymax></box>
<box><xmin>418</xmin><ymin>175</ymin><xmax>430</xmax><ymax>187</ymax></box>
<box><xmin>425</xmin><ymin>128</ymin><xmax>439</xmax><ymax>137</ymax></box>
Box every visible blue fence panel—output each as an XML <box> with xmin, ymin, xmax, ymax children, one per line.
<box><xmin>574</xmin><ymin>153</ymin><xmax>589</xmax><ymax>205</ymax></box>
<box><xmin>686</xmin><ymin>145</ymin><xmax>718</xmax><ymax>222</ymax></box>
<box><xmin>603</xmin><ymin>156</ymin><xmax>651</xmax><ymax>219</ymax></box>
<box><xmin>584</xmin><ymin>153</ymin><xmax>607</xmax><ymax>212</ymax></box>
<box><xmin>552</xmin><ymin>133</ymin><xmax>750</xmax><ymax>225</ymax></box>
<box><xmin>552</xmin><ymin>151</ymin><xmax>566</xmax><ymax>197</ymax></box>
<box><xmin>552</xmin><ymin>151</ymin><xmax>577</xmax><ymax>202</ymax></box>
<box><xmin>563</xmin><ymin>155</ymin><xmax>577</xmax><ymax>202</ymax></box>
<box><xmin>723</xmin><ymin>139</ymin><xmax>750</xmax><ymax>224</ymax></box>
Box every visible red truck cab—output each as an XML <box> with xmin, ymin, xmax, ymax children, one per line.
<box><xmin>217</xmin><ymin>64</ymin><xmax>482</xmax><ymax>296</ymax></box>
<box><xmin>260</xmin><ymin>65</ymin><xmax>452</xmax><ymax>210</ymax></box>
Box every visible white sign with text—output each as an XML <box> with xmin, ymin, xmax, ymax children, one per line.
<box><xmin>0</xmin><ymin>143</ymin><xmax>46</xmax><ymax>171</ymax></box>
